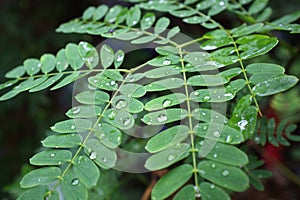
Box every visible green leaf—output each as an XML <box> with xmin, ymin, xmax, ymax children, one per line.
<box><xmin>88</xmin><ymin>74</ymin><xmax>118</xmax><ymax>91</ymax></box>
<box><xmin>201</xmin><ymin>37</ymin><xmax>232</xmax><ymax>50</ymax></box>
<box><xmin>198</xmin><ymin>141</ymin><xmax>248</xmax><ymax>166</ymax></box>
<box><xmin>29</xmin><ymin>149</ymin><xmax>72</xmax><ymax>166</ymax></box>
<box><xmin>100</xmin><ymin>44</ymin><xmax>114</xmax><ymax>68</ymax></box>
<box><xmin>246</xmin><ymin>63</ymin><xmax>285</xmax><ymax>74</ymax></box>
<box><xmin>230</xmin><ymin>95</ymin><xmax>252</xmax><ymax>123</ymax></box>
<box><xmin>155</xmin><ymin>46</ymin><xmax>179</xmax><ymax>55</ymax></box>
<box><xmin>73</xmin><ymin>155</ymin><xmax>100</xmax><ymax>188</ymax></box>
<box><xmin>154</xmin><ymin>17</ymin><xmax>170</xmax><ymax>34</ymax></box>
<box><xmin>114</xmin><ymin>31</ymin><xmax>143</xmax><ymax>41</ymax></box>
<box><xmin>40</xmin><ymin>54</ymin><xmax>56</xmax><ymax>74</ymax></box>
<box><xmin>61</xmin><ymin>171</ymin><xmax>88</xmax><ymax>200</ymax></box>
<box><xmin>145</xmin><ymin>66</ymin><xmax>181</xmax><ymax>79</ymax></box>
<box><xmin>17</xmin><ymin>185</ymin><xmax>49</xmax><ymax>200</ymax></box>
<box><xmin>232</xmin><ymin>23</ymin><xmax>264</xmax><ymax>37</ymax></box>
<box><xmin>119</xmin><ymin>84</ymin><xmax>146</xmax><ymax>98</ymax></box>
<box><xmin>114</xmin><ymin>50</ymin><xmax>125</xmax><ymax>68</ymax></box>
<box><xmin>151</xmin><ymin>164</ymin><xmax>193</xmax><ymax>199</ymax></box>
<box><xmin>173</xmin><ymin>185</ymin><xmax>196</xmax><ymax>200</ymax></box>
<box><xmin>82</xmin><ymin>6</ymin><xmax>96</xmax><ymax>20</ymax></box>
<box><xmin>144</xmin><ymin>93</ymin><xmax>186</xmax><ymax>111</ymax></box>
<box><xmin>50</xmin><ymin>119</ymin><xmax>92</xmax><ymax>133</ymax></box>
<box><xmin>250</xmin><ymin>73</ymin><xmax>284</xmax><ymax>85</ymax></box>
<box><xmin>29</xmin><ymin>74</ymin><xmax>63</xmax><ymax>92</ymax></box>
<box><xmin>183</xmin><ymin>16</ymin><xmax>209</xmax><ymax>24</ymax></box>
<box><xmin>198</xmin><ymin>160</ymin><xmax>249</xmax><ymax>192</ymax></box>
<box><xmin>142</xmin><ymin>108</ymin><xmax>188</xmax><ymax>125</ymax></box>
<box><xmin>15</xmin><ymin>76</ymin><xmax>48</xmax><ymax>92</ymax></box>
<box><xmin>20</xmin><ymin>167</ymin><xmax>61</xmax><ymax>188</ymax></box>
<box><xmin>126</xmin><ymin>73</ymin><xmax>145</xmax><ymax>83</ymax></box>
<box><xmin>56</xmin><ymin>49</ymin><xmax>69</xmax><ymax>72</ymax></box>
<box><xmin>65</xmin><ymin>43</ymin><xmax>84</xmax><ymax>70</ymax></box>
<box><xmin>192</xmin><ymin>108</ymin><xmax>228</xmax><ymax>124</ymax></box>
<box><xmin>103</xmin><ymin>70</ymin><xmax>123</xmax><ymax>81</ymax></box>
<box><xmin>199</xmin><ymin>182</ymin><xmax>230</xmax><ymax>200</ymax></box>
<box><xmin>93</xmin><ymin>5</ymin><xmax>109</xmax><ymax>21</ymax></box>
<box><xmin>148</xmin><ymin>54</ymin><xmax>180</xmax><ymax>66</ymax></box>
<box><xmin>191</xmin><ymin>80</ymin><xmax>246</xmax><ymax>102</ymax></box>
<box><xmin>237</xmin><ymin>35</ymin><xmax>278</xmax><ymax>59</ymax></box>
<box><xmin>132</xmin><ymin>35</ymin><xmax>157</xmax><ymax>44</ymax></box>
<box><xmin>78</xmin><ymin>41</ymin><xmax>99</xmax><ymax>69</ymax></box>
<box><xmin>208</xmin><ymin>1</ymin><xmax>227</xmax><ymax>16</ymax></box>
<box><xmin>140</xmin><ymin>12</ymin><xmax>156</xmax><ymax>30</ymax></box>
<box><xmin>170</xmin><ymin>9</ymin><xmax>197</xmax><ymax>18</ymax></box>
<box><xmin>24</xmin><ymin>58</ymin><xmax>40</xmax><ymax>76</ymax></box>
<box><xmin>145</xmin><ymin>143</ymin><xmax>190</xmax><ymax>171</ymax></box>
<box><xmin>66</xmin><ymin>105</ymin><xmax>102</xmax><ymax>118</ymax></box>
<box><xmin>145</xmin><ymin>78</ymin><xmax>184</xmax><ymax>91</ymax></box>
<box><xmin>249</xmin><ymin>0</ymin><xmax>268</xmax><ymax>15</ymax></box>
<box><xmin>75</xmin><ymin>90</ymin><xmax>109</xmax><ymax>105</ymax></box>
<box><xmin>85</xmin><ymin>138</ymin><xmax>117</xmax><ymax>169</ymax></box>
<box><xmin>0</xmin><ymin>90</ymin><xmax>21</xmax><ymax>101</ymax></box>
<box><xmin>112</xmin><ymin>95</ymin><xmax>144</xmax><ymax>113</ymax></box>
<box><xmin>252</xmin><ymin>75</ymin><xmax>298</xmax><ymax>96</ymax></box>
<box><xmin>145</xmin><ymin>125</ymin><xmax>189</xmax><ymax>153</ymax></box>
<box><xmin>187</xmin><ymin>68</ymin><xmax>241</xmax><ymax>86</ymax></box>
<box><xmin>104</xmin><ymin>5</ymin><xmax>123</xmax><ymax>23</ymax></box>
<box><xmin>167</xmin><ymin>26</ymin><xmax>181</xmax><ymax>39</ymax></box>
<box><xmin>271</xmin><ymin>10</ymin><xmax>300</xmax><ymax>25</ymax></box>
<box><xmin>93</xmin><ymin>123</ymin><xmax>122</xmax><ymax>149</ymax></box>
<box><xmin>194</xmin><ymin>123</ymin><xmax>244</xmax><ymax>144</ymax></box>
<box><xmin>126</xmin><ymin>6</ymin><xmax>141</xmax><ymax>26</ymax></box>
<box><xmin>5</xmin><ymin>66</ymin><xmax>25</xmax><ymax>78</ymax></box>
<box><xmin>0</xmin><ymin>79</ymin><xmax>18</xmax><ymax>90</ymax></box>
<box><xmin>42</xmin><ymin>134</ymin><xmax>82</xmax><ymax>148</ymax></box>
<box><xmin>51</xmin><ymin>71</ymin><xmax>81</xmax><ymax>90</ymax></box>
<box><xmin>103</xmin><ymin>109</ymin><xmax>134</xmax><ymax>130</ymax></box>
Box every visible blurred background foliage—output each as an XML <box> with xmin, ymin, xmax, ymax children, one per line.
<box><xmin>0</xmin><ymin>0</ymin><xmax>299</xmax><ymax>199</ymax></box>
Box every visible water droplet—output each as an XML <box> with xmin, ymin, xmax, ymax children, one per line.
<box><xmin>194</xmin><ymin>91</ymin><xmax>199</xmax><ymax>96</ymax></box>
<box><xmin>116</xmin><ymin>54</ymin><xmax>124</xmax><ymax>62</ymax></box>
<box><xmin>108</xmin><ymin>110</ymin><xmax>117</xmax><ymax>120</ymax></box>
<box><xmin>201</xmin><ymin>111</ymin><xmax>207</xmax><ymax>116</ymax></box>
<box><xmin>162</xmin><ymin>99</ymin><xmax>172</xmax><ymax>107</ymax></box>
<box><xmin>102</xmin><ymin>157</ymin><xmax>107</xmax><ymax>163</ymax></box>
<box><xmin>210</xmin><ymin>184</ymin><xmax>215</xmax><ymax>189</ymax></box>
<box><xmin>37</xmin><ymin>178</ymin><xmax>41</xmax><ymax>182</ymax></box>
<box><xmin>72</xmin><ymin>106</ymin><xmax>80</xmax><ymax>115</ymax></box>
<box><xmin>203</xmin><ymin>125</ymin><xmax>208</xmax><ymax>130</ymax></box>
<box><xmin>203</xmin><ymin>95</ymin><xmax>211</xmax><ymax>101</ymax></box>
<box><xmin>93</xmin><ymin>79</ymin><xmax>98</xmax><ymax>84</ymax></box>
<box><xmin>123</xmin><ymin>118</ymin><xmax>131</xmax><ymax>127</ymax></box>
<box><xmin>194</xmin><ymin>185</ymin><xmax>201</xmax><ymax>198</ymax></box>
<box><xmin>213</xmin><ymin>131</ymin><xmax>220</xmax><ymax>138</ymax></box>
<box><xmin>89</xmin><ymin>151</ymin><xmax>97</xmax><ymax>160</ymax></box>
<box><xmin>237</xmin><ymin>119</ymin><xmax>248</xmax><ymax>130</ymax></box>
<box><xmin>254</xmin><ymin>136</ymin><xmax>260</xmax><ymax>143</ymax></box>
<box><xmin>110</xmin><ymin>80</ymin><xmax>116</xmax><ymax>86</ymax></box>
<box><xmin>50</xmin><ymin>153</ymin><xmax>55</xmax><ymax>157</ymax></box>
<box><xmin>213</xmin><ymin>153</ymin><xmax>218</xmax><ymax>158</ymax></box>
<box><xmin>222</xmin><ymin>170</ymin><xmax>230</xmax><ymax>176</ymax></box>
<box><xmin>70</xmin><ymin>125</ymin><xmax>76</xmax><ymax>130</ymax></box>
<box><xmin>115</xmin><ymin>99</ymin><xmax>128</xmax><ymax>110</ymax></box>
<box><xmin>157</xmin><ymin>114</ymin><xmax>168</xmax><ymax>122</ymax></box>
<box><xmin>50</xmin><ymin>126</ymin><xmax>55</xmax><ymax>130</ymax></box>
<box><xmin>71</xmin><ymin>179</ymin><xmax>79</xmax><ymax>186</ymax></box>
<box><xmin>162</xmin><ymin>59</ymin><xmax>171</xmax><ymax>65</ymax></box>
<box><xmin>225</xmin><ymin>135</ymin><xmax>233</xmax><ymax>143</ymax></box>
<box><xmin>99</xmin><ymin>133</ymin><xmax>105</xmax><ymax>139</ymax></box>
<box><xmin>219</xmin><ymin>1</ymin><xmax>225</xmax><ymax>6</ymax></box>
<box><xmin>58</xmin><ymin>161</ymin><xmax>62</xmax><ymax>165</ymax></box>
<box><xmin>199</xmin><ymin>169</ymin><xmax>205</xmax><ymax>175</ymax></box>
<box><xmin>211</xmin><ymin>163</ymin><xmax>216</xmax><ymax>168</ymax></box>
<box><xmin>167</xmin><ymin>154</ymin><xmax>175</xmax><ymax>161</ymax></box>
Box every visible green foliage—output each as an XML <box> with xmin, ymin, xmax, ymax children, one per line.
<box><xmin>0</xmin><ymin>0</ymin><xmax>299</xmax><ymax>199</ymax></box>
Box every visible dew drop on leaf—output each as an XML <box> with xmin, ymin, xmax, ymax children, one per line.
<box><xmin>102</xmin><ymin>157</ymin><xmax>107</xmax><ymax>163</ymax></box>
<box><xmin>72</xmin><ymin>107</ymin><xmax>80</xmax><ymax>115</ymax></box>
<box><xmin>99</xmin><ymin>133</ymin><xmax>105</xmax><ymax>139</ymax></box>
<box><xmin>222</xmin><ymin>170</ymin><xmax>230</xmax><ymax>176</ymax></box>
<box><xmin>157</xmin><ymin>114</ymin><xmax>168</xmax><ymax>122</ymax></box>
<box><xmin>70</xmin><ymin>125</ymin><xmax>76</xmax><ymax>130</ymax></box>
<box><xmin>201</xmin><ymin>111</ymin><xmax>207</xmax><ymax>116</ymax></box>
<box><xmin>115</xmin><ymin>99</ymin><xmax>128</xmax><ymax>110</ymax></box>
<box><xmin>213</xmin><ymin>131</ymin><xmax>220</xmax><ymax>137</ymax></box>
<box><xmin>89</xmin><ymin>151</ymin><xmax>97</xmax><ymax>160</ymax></box>
<box><xmin>237</xmin><ymin>119</ymin><xmax>248</xmax><ymax>130</ymax></box>
<box><xmin>71</xmin><ymin>179</ymin><xmax>79</xmax><ymax>186</ymax></box>
<box><xmin>213</xmin><ymin>153</ymin><xmax>218</xmax><ymax>158</ymax></box>
<box><xmin>211</xmin><ymin>163</ymin><xmax>216</xmax><ymax>168</ymax></box>
<box><xmin>123</xmin><ymin>117</ymin><xmax>131</xmax><ymax>127</ymax></box>
<box><xmin>162</xmin><ymin>99</ymin><xmax>172</xmax><ymax>107</ymax></box>
<box><xmin>219</xmin><ymin>1</ymin><xmax>225</xmax><ymax>6</ymax></box>
<box><xmin>203</xmin><ymin>95</ymin><xmax>211</xmax><ymax>101</ymax></box>
<box><xmin>50</xmin><ymin>153</ymin><xmax>55</xmax><ymax>157</ymax></box>
<box><xmin>116</xmin><ymin>54</ymin><xmax>124</xmax><ymax>62</ymax></box>
<box><xmin>194</xmin><ymin>91</ymin><xmax>199</xmax><ymax>96</ymax></box>
<box><xmin>162</xmin><ymin>59</ymin><xmax>171</xmax><ymax>65</ymax></box>
<box><xmin>225</xmin><ymin>135</ymin><xmax>233</xmax><ymax>143</ymax></box>
<box><xmin>167</xmin><ymin>154</ymin><xmax>175</xmax><ymax>161</ymax></box>
<box><xmin>210</xmin><ymin>184</ymin><xmax>215</xmax><ymax>189</ymax></box>
<box><xmin>108</xmin><ymin>110</ymin><xmax>117</xmax><ymax>120</ymax></box>
<box><xmin>110</xmin><ymin>80</ymin><xmax>116</xmax><ymax>86</ymax></box>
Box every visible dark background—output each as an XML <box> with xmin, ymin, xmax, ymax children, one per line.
<box><xmin>0</xmin><ymin>0</ymin><xmax>299</xmax><ymax>199</ymax></box>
